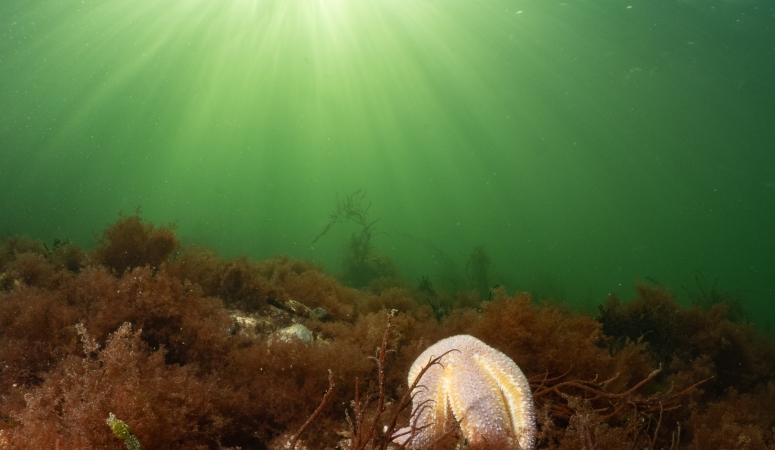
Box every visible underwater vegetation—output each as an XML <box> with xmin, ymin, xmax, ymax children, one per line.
<box><xmin>313</xmin><ymin>190</ymin><xmax>398</xmax><ymax>289</ymax></box>
<box><xmin>94</xmin><ymin>207</ymin><xmax>180</xmax><ymax>275</ymax></box>
<box><xmin>683</xmin><ymin>271</ymin><xmax>748</xmax><ymax>323</ymax></box>
<box><xmin>0</xmin><ymin>212</ymin><xmax>774</xmax><ymax>449</ymax></box>
<box><xmin>465</xmin><ymin>245</ymin><xmax>491</xmax><ymax>300</ymax></box>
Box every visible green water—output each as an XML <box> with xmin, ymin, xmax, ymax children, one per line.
<box><xmin>1</xmin><ymin>0</ymin><xmax>773</xmax><ymax>321</ymax></box>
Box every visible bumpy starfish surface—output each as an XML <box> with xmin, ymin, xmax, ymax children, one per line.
<box><xmin>394</xmin><ymin>335</ymin><xmax>535</xmax><ymax>450</ymax></box>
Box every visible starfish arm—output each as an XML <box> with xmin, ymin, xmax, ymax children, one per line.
<box><xmin>476</xmin><ymin>350</ymin><xmax>537</xmax><ymax>450</ymax></box>
<box><xmin>400</xmin><ymin>335</ymin><xmax>536</xmax><ymax>450</ymax></box>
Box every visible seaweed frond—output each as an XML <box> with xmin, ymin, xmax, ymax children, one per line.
<box><xmin>312</xmin><ymin>189</ymin><xmax>379</xmax><ymax>245</ymax></box>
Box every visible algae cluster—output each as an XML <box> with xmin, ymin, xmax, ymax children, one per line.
<box><xmin>0</xmin><ymin>213</ymin><xmax>773</xmax><ymax>449</ymax></box>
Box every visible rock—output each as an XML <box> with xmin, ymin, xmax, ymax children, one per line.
<box><xmin>275</xmin><ymin>324</ymin><xmax>314</xmax><ymax>343</ymax></box>
<box><xmin>233</xmin><ymin>315</ymin><xmax>258</xmax><ymax>337</ymax></box>
<box><xmin>311</xmin><ymin>307</ymin><xmax>328</xmax><ymax>321</ymax></box>
<box><xmin>284</xmin><ymin>299</ymin><xmax>313</xmax><ymax>317</ymax></box>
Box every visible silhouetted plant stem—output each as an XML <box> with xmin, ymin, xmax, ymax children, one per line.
<box><xmin>289</xmin><ymin>370</ymin><xmax>335</xmax><ymax>450</ymax></box>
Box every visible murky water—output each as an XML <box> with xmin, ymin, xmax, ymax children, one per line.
<box><xmin>1</xmin><ymin>0</ymin><xmax>773</xmax><ymax>324</ymax></box>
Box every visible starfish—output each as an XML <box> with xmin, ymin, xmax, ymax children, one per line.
<box><xmin>394</xmin><ymin>335</ymin><xmax>536</xmax><ymax>450</ymax></box>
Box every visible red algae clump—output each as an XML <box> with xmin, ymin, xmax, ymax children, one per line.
<box><xmin>0</xmin><ymin>215</ymin><xmax>773</xmax><ymax>449</ymax></box>
<box><xmin>94</xmin><ymin>209</ymin><xmax>180</xmax><ymax>275</ymax></box>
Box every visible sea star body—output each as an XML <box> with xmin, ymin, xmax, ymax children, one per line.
<box><xmin>394</xmin><ymin>335</ymin><xmax>535</xmax><ymax>450</ymax></box>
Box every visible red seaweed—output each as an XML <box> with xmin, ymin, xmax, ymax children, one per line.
<box><xmin>0</xmin><ymin>215</ymin><xmax>773</xmax><ymax>449</ymax></box>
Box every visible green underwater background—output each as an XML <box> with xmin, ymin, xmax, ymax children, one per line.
<box><xmin>2</xmin><ymin>0</ymin><xmax>774</xmax><ymax>324</ymax></box>
<box><xmin>2</xmin><ymin>1</ymin><xmax>775</xmax><ymax>448</ymax></box>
